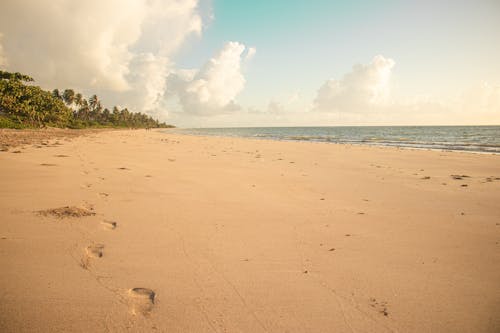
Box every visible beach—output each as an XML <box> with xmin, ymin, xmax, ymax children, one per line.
<box><xmin>1</xmin><ymin>128</ymin><xmax>499</xmax><ymax>332</ymax></box>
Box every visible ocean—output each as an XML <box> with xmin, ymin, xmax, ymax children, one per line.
<box><xmin>174</xmin><ymin>126</ymin><xmax>500</xmax><ymax>154</ymax></box>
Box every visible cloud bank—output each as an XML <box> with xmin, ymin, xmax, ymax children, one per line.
<box><xmin>314</xmin><ymin>55</ymin><xmax>395</xmax><ymax>113</ymax></box>
<box><xmin>168</xmin><ymin>41</ymin><xmax>254</xmax><ymax>115</ymax></box>
<box><xmin>310</xmin><ymin>55</ymin><xmax>499</xmax><ymax>125</ymax></box>
<box><xmin>1</xmin><ymin>1</ymin><xmax>497</xmax><ymax>126</ymax></box>
<box><xmin>0</xmin><ymin>0</ymin><xmax>207</xmax><ymax>117</ymax></box>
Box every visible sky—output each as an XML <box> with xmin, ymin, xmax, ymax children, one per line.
<box><xmin>0</xmin><ymin>0</ymin><xmax>499</xmax><ymax>127</ymax></box>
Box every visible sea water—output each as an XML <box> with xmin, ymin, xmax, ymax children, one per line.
<box><xmin>174</xmin><ymin>126</ymin><xmax>500</xmax><ymax>154</ymax></box>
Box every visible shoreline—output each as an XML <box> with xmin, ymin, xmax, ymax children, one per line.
<box><xmin>170</xmin><ymin>124</ymin><xmax>500</xmax><ymax>155</ymax></box>
<box><xmin>2</xmin><ymin>127</ymin><xmax>499</xmax><ymax>155</ymax></box>
<box><xmin>169</xmin><ymin>130</ymin><xmax>500</xmax><ymax>155</ymax></box>
<box><xmin>1</xmin><ymin>129</ymin><xmax>499</xmax><ymax>332</ymax></box>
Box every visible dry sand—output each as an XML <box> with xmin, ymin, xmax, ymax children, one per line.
<box><xmin>0</xmin><ymin>129</ymin><xmax>499</xmax><ymax>332</ymax></box>
<box><xmin>0</xmin><ymin>128</ymin><xmax>102</xmax><ymax>152</ymax></box>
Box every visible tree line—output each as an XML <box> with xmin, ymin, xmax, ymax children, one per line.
<box><xmin>0</xmin><ymin>70</ymin><xmax>174</xmax><ymax>129</ymax></box>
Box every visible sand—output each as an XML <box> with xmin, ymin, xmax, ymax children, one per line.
<box><xmin>0</xmin><ymin>129</ymin><xmax>499</xmax><ymax>332</ymax></box>
<box><xmin>0</xmin><ymin>128</ymin><xmax>103</xmax><ymax>152</ymax></box>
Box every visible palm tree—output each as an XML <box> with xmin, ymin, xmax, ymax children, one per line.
<box><xmin>77</xmin><ymin>99</ymin><xmax>89</xmax><ymax>121</ymax></box>
<box><xmin>102</xmin><ymin>108</ymin><xmax>110</xmax><ymax>124</ymax></box>
<box><xmin>89</xmin><ymin>94</ymin><xmax>99</xmax><ymax>110</ymax></box>
<box><xmin>74</xmin><ymin>93</ymin><xmax>83</xmax><ymax>108</ymax></box>
<box><xmin>52</xmin><ymin>89</ymin><xmax>62</xmax><ymax>100</ymax></box>
<box><xmin>87</xmin><ymin>94</ymin><xmax>100</xmax><ymax>121</ymax></box>
<box><xmin>62</xmin><ymin>89</ymin><xmax>75</xmax><ymax>106</ymax></box>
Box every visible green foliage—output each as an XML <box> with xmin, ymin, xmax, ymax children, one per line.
<box><xmin>0</xmin><ymin>70</ymin><xmax>34</xmax><ymax>82</ymax></box>
<box><xmin>62</xmin><ymin>89</ymin><xmax>75</xmax><ymax>105</ymax></box>
<box><xmin>0</xmin><ymin>70</ymin><xmax>174</xmax><ymax>129</ymax></box>
<box><xmin>0</xmin><ymin>115</ymin><xmax>26</xmax><ymax>129</ymax></box>
<box><xmin>0</xmin><ymin>74</ymin><xmax>72</xmax><ymax>127</ymax></box>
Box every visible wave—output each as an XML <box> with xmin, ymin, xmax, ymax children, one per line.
<box><xmin>174</xmin><ymin>126</ymin><xmax>500</xmax><ymax>154</ymax></box>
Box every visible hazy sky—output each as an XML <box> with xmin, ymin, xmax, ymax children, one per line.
<box><xmin>1</xmin><ymin>0</ymin><xmax>499</xmax><ymax>127</ymax></box>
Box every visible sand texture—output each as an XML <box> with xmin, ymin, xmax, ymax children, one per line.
<box><xmin>1</xmin><ymin>129</ymin><xmax>499</xmax><ymax>332</ymax></box>
<box><xmin>0</xmin><ymin>128</ymin><xmax>103</xmax><ymax>152</ymax></box>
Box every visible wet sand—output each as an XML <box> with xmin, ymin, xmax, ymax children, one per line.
<box><xmin>1</xmin><ymin>129</ymin><xmax>499</xmax><ymax>332</ymax></box>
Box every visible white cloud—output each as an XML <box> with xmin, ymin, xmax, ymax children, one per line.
<box><xmin>245</xmin><ymin>47</ymin><xmax>257</xmax><ymax>61</ymax></box>
<box><xmin>266</xmin><ymin>101</ymin><xmax>285</xmax><ymax>114</ymax></box>
<box><xmin>0</xmin><ymin>0</ymin><xmax>202</xmax><ymax>116</ymax></box>
<box><xmin>311</xmin><ymin>55</ymin><xmax>500</xmax><ymax>125</ymax></box>
<box><xmin>263</xmin><ymin>92</ymin><xmax>303</xmax><ymax>114</ymax></box>
<box><xmin>314</xmin><ymin>55</ymin><xmax>395</xmax><ymax>113</ymax></box>
<box><xmin>168</xmin><ymin>41</ymin><xmax>254</xmax><ymax>115</ymax></box>
<box><xmin>122</xmin><ymin>53</ymin><xmax>171</xmax><ymax>114</ymax></box>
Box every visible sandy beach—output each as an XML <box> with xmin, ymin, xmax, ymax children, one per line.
<box><xmin>0</xmin><ymin>129</ymin><xmax>499</xmax><ymax>332</ymax></box>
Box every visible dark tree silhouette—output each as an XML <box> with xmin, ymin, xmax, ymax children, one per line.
<box><xmin>0</xmin><ymin>70</ymin><xmax>174</xmax><ymax>129</ymax></box>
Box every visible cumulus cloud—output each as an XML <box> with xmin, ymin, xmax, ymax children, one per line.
<box><xmin>262</xmin><ymin>92</ymin><xmax>302</xmax><ymax>114</ymax></box>
<box><xmin>0</xmin><ymin>0</ymin><xmax>202</xmax><ymax>116</ymax></box>
<box><xmin>168</xmin><ymin>41</ymin><xmax>254</xmax><ymax>115</ymax></box>
<box><xmin>121</xmin><ymin>53</ymin><xmax>171</xmax><ymax>115</ymax></box>
<box><xmin>245</xmin><ymin>47</ymin><xmax>257</xmax><ymax>61</ymax></box>
<box><xmin>311</xmin><ymin>54</ymin><xmax>500</xmax><ymax>125</ymax></box>
<box><xmin>267</xmin><ymin>101</ymin><xmax>286</xmax><ymax>114</ymax></box>
<box><xmin>314</xmin><ymin>55</ymin><xmax>395</xmax><ymax>113</ymax></box>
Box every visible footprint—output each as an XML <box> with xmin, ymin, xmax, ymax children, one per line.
<box><xmin>87</xmin><ymin>244</ymin><xmax>104</xmax><ymax>258</ymax></box>
<box><xmin>451</xmin><ymin>174</ymin><xmax>470</xmax><ymax>180</ymax></box>
<box><xmin>129</xmin><ymin>288</ymin><xmax>156</xmax><ymax>315</ymax></box>
<box><xmin>80</xmin><ymin>244</ymin><xmax>104</xmax><ymax>269</ymax></box>
<box><xmin>101</xmin><ymin>220</ymin><xmax>117</xmax><ymax>230</ymax></box>
<box><xmin>80</xmin><ymin>256</ymin><xmax>90</xmax><ymax>269</ymax></box>
<box><xmin>369</xmin><ymin>298</ymin><xmax>389</xmax><ymax>316</ymax></box>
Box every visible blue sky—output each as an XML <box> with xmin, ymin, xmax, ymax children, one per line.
<box><xmin>1</xmin><ymin>0</ymin><xmax>499</xmax><ymax>126</ymax></box>
<box><xmin>175</xmin><ymin>0</ymin><xmax>500</xmax><ymax>108</ymax></box>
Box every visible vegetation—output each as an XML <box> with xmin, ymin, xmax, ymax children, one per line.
<box><xmin>0</xmin><ymin>70</ymin><xmax>174</xmax><ymax>129</ymax></box>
